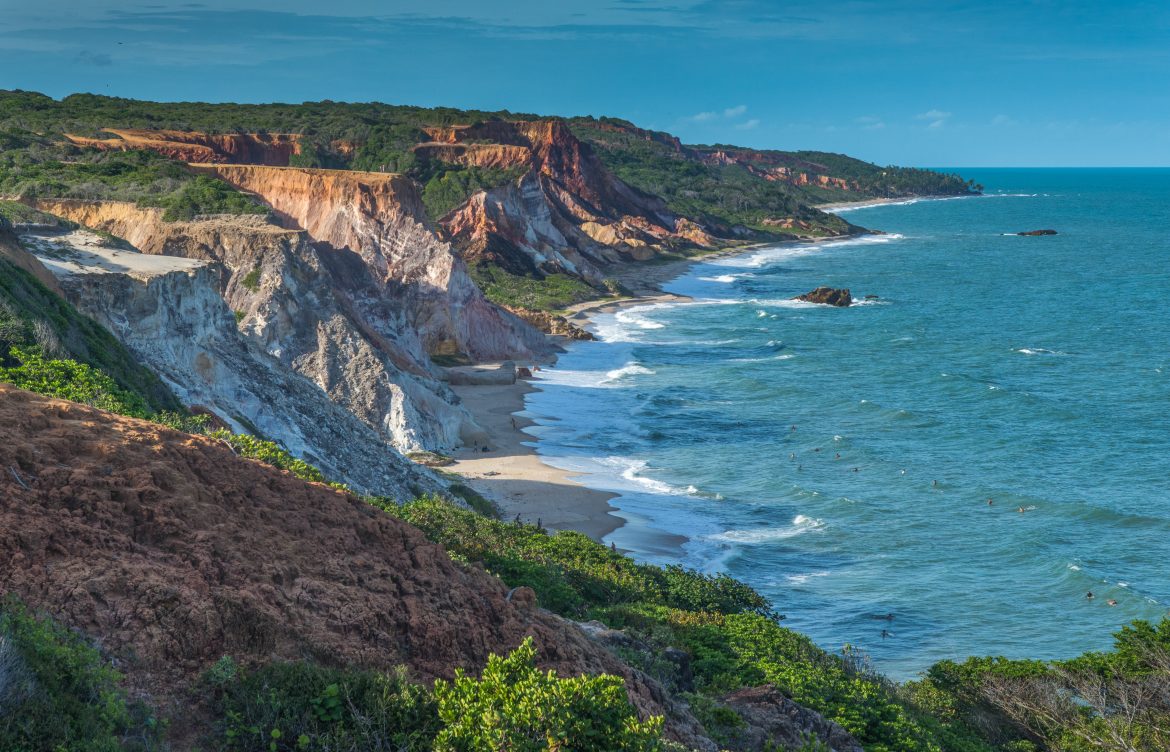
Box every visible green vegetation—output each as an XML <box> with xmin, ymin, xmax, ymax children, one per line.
<box><xmin>0</xmin><ymin>198</ymin><xmax>78</xmax><ymax>228</ymax></box>
<box><xmin>909</xmin><ymin>619</ymin><xmax>1170</xmax><ymax>752</ymax></box>
<box><xmin>208</xmin><ymin>639</ymin><xmax>659</xmax><ymax>752</ymax></box>
<box><xmin>0</xmin><ymin>130</ymin><xmax>268</xmax><ymax>221</ymax></box>
<box><xmin>0</xmin><ymin>600</ymin><xmax>158</xmax><ymax>751</ymax></box>
<box><xmin>568</xmin><ymin>118</ymin><xmax>975</xmax><ymax>237</ymax></box>
<box><xmin>206</xmin><ymin>429</ymin><xmax>328</xmax><ymax>485</ymax></box>
<box><xmin>241</xmin><ymin>267</ymin><xmax>262</xmax><ymax>292</ymax></box>
<box><xmin>0</xmin><ymin>346</ymin><xmax>153</xmax><ymax>417</ymax></box>
<box><xmin>433</xmin><ymin>636</ymin><xmax>662</xmax><ymax>751</ymax></box>
<box><xmin>210</xmin><ymin>659</ymin><xmax>440</xmax><ymax>752</ymax></box>
<box><xmin>471</xmin><ymin>265</ymin><xmax>603</xmax><ymax>311</ymax></box>
<box><xmin>377</xmin><ymin>497</ymin><xmax>982</xmax><ymax>751</ymax></box>
<box><xmin>0</xmin><ymin>257</ymin><xmax>180</xmax><ymax>412</ymax></box>
<box><xmin>420</xmin><ymin>164</ymin><xmax>525</xmax><ymax>222</ymax></box>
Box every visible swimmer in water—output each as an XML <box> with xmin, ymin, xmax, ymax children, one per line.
<box><xmin>932</xmin><ymin>480</ymin><xmax>938</xmax><ymax>487</ymax></box>
<box><xmin>1018</xmin><ymin>506</ymin><xmax>1026</xmax><ymax>513</ymax></box>
<box><xmin>1086</xmin><ymin>591</ymin><xmax>1094</xmax><ymax>599</ymax></box>
<box><xmin>835</xmin><ymin>453</ymin><xmax>841</xmax><ymax>460</ymax></box>
<box><xmin>853</xmin><ymin>467</ymin><xmax>860</xmax><ymax>473</ymax></box>
<box><xmin>881</xmin><ymin>629</ymin><xmax>891</xmax><ymax>639</ymax></box>
<box><xmin>790</xmin><ymin>452</ymin><xmax>796</xmax><ymax>461</ymax></box>
<box><xmin>987</xmin><ymin>498</ymin><xmax>994</xmax><ymax>506</ymax></box>
<box><xmin>1107</xmin><ymin>599</ymin><xmax>1118</xmax><ymax>606</ymax></box>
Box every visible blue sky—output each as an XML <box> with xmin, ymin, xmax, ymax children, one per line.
<box><xmin>2</xmin><ymin>0</ymin><xmax>1167</xmax><ymax>166</ymax></box>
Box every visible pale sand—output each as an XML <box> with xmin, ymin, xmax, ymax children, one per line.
<box><xmin>448</xmin><ymin>378</ymin><xmax>624</xmax><ymax>539</ymax></box>
<box><xmin>447</xmin><ymin>231</ymin><xmax>861</xmax><ymax>543</ymax></box>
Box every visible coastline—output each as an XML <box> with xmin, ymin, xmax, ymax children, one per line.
<box><xmin>447</xmin><ymin>230</ymin><xmax>865</xmax><ymax>542</ymax></box>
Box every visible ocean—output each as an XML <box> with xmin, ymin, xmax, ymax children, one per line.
<box><xmin>521</xmin><ymin>168</ymin><xmax>1170</xmax><ymax>680</ymax></box>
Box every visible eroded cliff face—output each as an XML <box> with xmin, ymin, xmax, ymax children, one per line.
<box><xmin>18</xmin><ymin>224</ymin><xmax>440</xmax><ymax>497</ymax></box>
<box><xmin>431</xmin><ymin>120</ymin><xmax>714</xmax><ymax>278</ymax></box>
<box><xmin>189</xmin><ymin>165</ymin><xmax>551</xmax><ymax>362</ymax></box>
<box><xmin>65</xmin><ymin>129</ymin><xmax>303</xmax><ymax>165</ymax></box>
<box><xmin>32</xmin><ymin>199</ymin><xmax>484</xmax><ymax>452</ymax></box>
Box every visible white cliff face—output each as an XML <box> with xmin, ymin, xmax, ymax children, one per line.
<box><xmin>32</xmin><ymin>200</ymin><xmax>482</xmax><ymax>452</ymax></box>
<box><xmin>21</xmin><ymin>226</ymin><xmax>441</xmax><ymax>499</ymax></box>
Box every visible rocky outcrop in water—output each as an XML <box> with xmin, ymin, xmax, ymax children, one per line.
<box><xmin>31</xmin><ymin>199</ymin><xmax>486</xmax><ymax>452</ymax></box>
<box><xmin>1017</xmin><ymin>229</ymin><xmax>1058</xmax><ymax>236</ymax></box>
<box><xmin>795</xmin><ymin>286</ymin><xmax>853</xmax><ymax>306</ymax></box>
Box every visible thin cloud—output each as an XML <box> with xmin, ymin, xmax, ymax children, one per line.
<box><xmin>723</xmin><ymin>104</ymin><xmax>747</xmax><ymax>117</ymax></box>
<box><xmin>856</xmin><ymin>115</ymin><xmax>885</xmax><ymax>130</ymax></box>
<box><xmin>916</xmin><ymin>109</ymin><xmax>952</xmax><ymax>129</ymax></box>
<box><xmin>689</xmin><ymin>110</ymin><xmax>717</xmax><ymax>122</ymax></box>
<box><xmin>735</xmin><ymin>118</ymin><xmax>760</xmax><ymax>130</ymax></box>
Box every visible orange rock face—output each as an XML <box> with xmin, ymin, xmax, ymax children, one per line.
<box><xmin>431</xmin><ymin>120</ymin><xmax>708</xmax><ymax>280</ymax></box>
<box><xmin>188</xmin><ymin>164</ymin><xmax>549</xmax><ymax>362</ymax></box>
<box><xmin>65</xmin><ymin>128</ymin><xmax>302</xmax><ymax>165</ymax></box>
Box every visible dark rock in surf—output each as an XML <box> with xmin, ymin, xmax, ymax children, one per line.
<box><xmin>794</xmin><ymin>287</ymin><xmax>852</xmax><ymax>307</ymax></box>
<box><xmin>1017</xmin><ymin>229</ymin><xmax>1058</xmax><ymax>236</ymax></box>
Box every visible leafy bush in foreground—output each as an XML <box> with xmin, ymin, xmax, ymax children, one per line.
<box><xmin>0</xmin><ymin>600</ymin><xmax>156</xmax><ymax>751</ymax></box>
<box><xmin>433</xmin><ymin>637</ymin><xmax>662</xmax><ymax>752</ymax></box>
<box><xmin>0</xmin><ymin>346</ymin><xmax>152</xmax><ymax>417</ymax></box>
<box><xmin>212</xmin><ymin>660</ymin><xmax>439</xmax><ymax>752</ymax></box>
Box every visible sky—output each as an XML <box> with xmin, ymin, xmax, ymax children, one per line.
<box><xmin>1</xmin><ymin>0</ymin><xmax>1168</xmax><ymax>166</ymax></box>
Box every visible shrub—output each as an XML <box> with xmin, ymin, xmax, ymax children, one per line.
<box><xmin>433</xmin><ymin>637</ymin><xmax>662</xmax><ymax>751</ymax></box>
<box><xmin>207</xmin><ymin>429</ymin><xmax>328</xmax><ymax>484</ymax></box>
<box><xmin>0</xmin><ymin>600</ymin><xmax>157</xmax><ymax>751</ymax></box>
<box><xmin>240</xmin><ymin>268</ymin><xmax>261</xmax><ymax>292</ymax></box>
<box><xmin>213</xmin><ymin>661</ymin><xmax>439</xmax><ymax>752</ymax></box>
<box><xmin>0</xmin><ymin>346</ymin><xmax>152</xmax><ymax>417</ymax></box>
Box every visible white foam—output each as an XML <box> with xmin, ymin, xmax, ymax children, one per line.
<box><xmin>785</xmin><ymin>571</ymin><xmax>831</xmax><ymax>585</ymax></box>
<box><xmin>604</xmin><ymin>362</ymin><xmax>655</xmax><ymax>382</ymax></box>
<box><xmin>1015</xmin><ymin>347</ymin><xmax>1068</xmax><ymax>356</ymax></box>
<box><xmin>709</xmin><ymin>515</ymin><xmax>826</xmax><ymax>544</ymax></box>
<box><xmin>714</xmin><ymin>233</ymin><xmax>904</xmax><ymax>270</ymax></box>
<box><xmin>699</xmin><ymin>274</ymin><xmax>741</xmax><ymax>283</ymax></box>
<box><xmin>615</xmin><ymin>309</ymin><xmax>665</xmax><ymax>330</ymax></box>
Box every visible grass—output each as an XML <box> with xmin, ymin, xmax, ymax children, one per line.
<box><xmin>470</xmin><ymin>266</ymin><xmax>603</xmax><ymax>311</ymax></box>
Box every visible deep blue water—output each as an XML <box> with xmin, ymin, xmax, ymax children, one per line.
<box><xmin>522</xmin><ymin>169</ymin><xmax>1170</xmax><ymax>679</ymax></box>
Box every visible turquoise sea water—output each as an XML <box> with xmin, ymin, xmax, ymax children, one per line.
<box><xmin>522</xmin><ymin>169</ymin><xmax>1170</xmax><ymax>679</ymax></box>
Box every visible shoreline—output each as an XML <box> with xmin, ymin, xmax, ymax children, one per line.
<box><xmin>447</xmin><ymin>231</ymin><xmax>860</xmax><ymax>543</ymax></box>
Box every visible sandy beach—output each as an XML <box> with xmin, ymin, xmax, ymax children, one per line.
<box><xmin>446</xmin><ymin>227</ymin><xmax>869</xmax><ymax>542</ymax></box>
<box><xmin>444</xmin><ymin>246</ymin><xmax>750</xmax><ymax>540</ymax></box>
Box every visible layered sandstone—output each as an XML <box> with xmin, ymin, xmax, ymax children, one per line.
<box><xmin>18</xmin><ymin>224</ymin><xmax>440</xmax><ymax>495</ymax></box>
<box><xmin>65</xmin><ymin>128</ymin><xmax>302</xmax><ymax>165</ymax></box>
<box><xmin>32</xmin><ymin>199</ymin><xmax>484</xmax><ymax>452</ymax></box>
<box><xmin>0</xmin><ymin>385</ymin><xmax>714</xmax><ymax>750</ymax></box>
<box><xmin>188</xmin><ymin>165</ymin><xmax>551</xmax><ymax>363</ymax></box>
<box><xmin>427</xmin><ymin>120</ymin><xmax>714</xmax><ymax>278</ymax></box>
